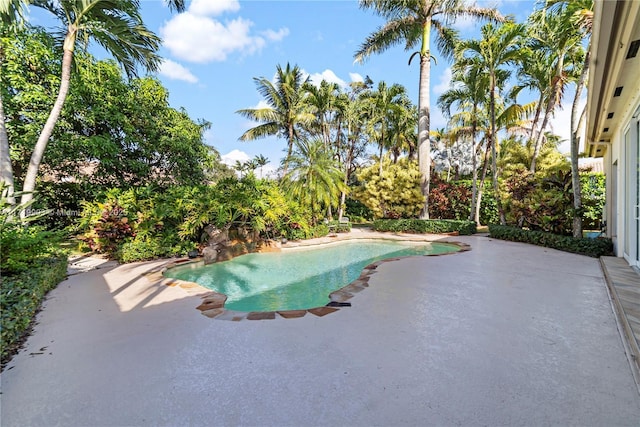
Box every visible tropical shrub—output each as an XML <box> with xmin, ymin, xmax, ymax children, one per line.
<box><xmin>372</xmin><ymin>219</ymin><xmax>477</xmax><ymax>235</ymax></box>
<box><xmin>502</xmin><ymin>170</ymin><xmax>574</xmax><ymax>235</ymax></box>
<box><xmin>0</xmin><ymin>185</ymin><xmax>68</xmax><ymax>367</ymax></box>
<box><xmin>581</xmin><ymin>172</ymin><xmax>605</xmax><ymax>230</ymax></box>
<box><xmin>428</xmin><ymin>177</ymin><xmax>472</xmax><ymax>220</ymax></box>
<box><xmin>77</xmin><ymin>177</ymin><xmax>322</xmax><ymax>261</ymax></box>
<box><xmin>353</xmin><ymin>157</ymin><xmax>425</xmax><ymax>219</ymax></box>
<box><xmin>344</xmin><ymin>198</ymin><xmax>373</xmax><ymax>222</ymax></box>
<box><xmin>488</xmin><ymin>225</ymin><xmax>613</xmax><ymax>258</ymax></box>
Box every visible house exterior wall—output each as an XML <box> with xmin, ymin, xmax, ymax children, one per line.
<box><xmin>586</xmin><ymin>0</ymin><xmax>640</xmax><ymax>269</ymax></box>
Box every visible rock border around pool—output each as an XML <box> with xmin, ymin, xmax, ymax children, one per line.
<box><xmin>147</xmin><ymin>238</ymin><xmax>471</xmax><ymax>321</ymax></box>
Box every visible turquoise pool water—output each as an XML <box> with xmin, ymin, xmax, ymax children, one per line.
<box><xmin>165</xmin><ymin>240</ymin><xmax>459</xmax><ymax>312</ymax></box>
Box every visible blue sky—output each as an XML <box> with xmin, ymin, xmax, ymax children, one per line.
<box><xmin>29</xmin><ymin>0</ymin><xmax>579</xmax><ymax>175</ymax></box>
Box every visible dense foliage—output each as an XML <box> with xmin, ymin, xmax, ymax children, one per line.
<box><xmin>353</xmin><ymin>157</ymin><xmax>425</xmax><ymax>219</ymax></box>
<box><xmin>76</xmin><ymin>176</ymin><xmax>331</xmax><ymax>261</ymax></box>
<box><xmin>0</xmin><ymin>186</ymin><xmax>68</xmax><ymax>366</ymax></box>
<box><xmin>372</xmin><ymin>219</ymin><xmax>477</xmax><ymax>235</ymax></box>
<box><xmin>2</xmin><ymin>27</ymin><xmax>231</xmax><ymax>228</ymax></box>
<box><xmin>489</xmin><ymin>225</ymin><xmax>613</xmax><ymax>258</ymax></box>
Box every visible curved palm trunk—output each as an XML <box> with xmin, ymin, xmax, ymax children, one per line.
<box><xmin>475</xmin><ymin>142</ymin><xmax>491</xmax><ymax>224</ymax></box>
<box><xmin>20</xmin><ymin>31</ymin><xmax>75</xmax><ymax>210</ymax></box>
<box><xmin>528</xmin><ymin>92</ymin><xmax>544</xmax><ymax>147</ymax></box>
<box><xmin>418</xmin><ymin>19</ymin><xmax>432</xmax><ymax>219</ymax></box>
<box><xmin>530</xmin><ymin>56</ymin><xmax>564</xmax><ymax>174</ymax></box>
<box><xmin>570</xmin><ymin>50</ymin><xmax>589</xmax><ymax>238</ymax></box>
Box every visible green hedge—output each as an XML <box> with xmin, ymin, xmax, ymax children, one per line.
<box><xmin>372</xmin><ymin>219</ymin><xmax>477</xmax><ymax>235</ymax></box>
<box><xmin>488</xmin><ymin>225</ymin><xmax>613</xmax><ymax>258</ymax></box>
<box><xmin>1</xmin><ymin>255</ymin><xmax>68</xmax><ymax>366</ymax></box>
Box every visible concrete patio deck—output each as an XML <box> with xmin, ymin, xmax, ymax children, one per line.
<box><xmin>1</xmin><ymin>234</ymin><xmax>639</xmax><ymax>426</ymax></box>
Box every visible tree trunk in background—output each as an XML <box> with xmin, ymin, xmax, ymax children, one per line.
<box><xmin>489</xmin><ymin>75</ymin><xmax>506</xmax><ymax>225</ymax></box>
<box><xmin>0</xmin><ymin>92</ymin><xmax>15</xmax><ymax>204</ymax></box>
<box><xmin>571</xmin><ymin>50</ymin><xmax>590</xmax><ymax>238</ymax></box>
<box><xmin>530</xmin><ymin>57</ymin><xmax>564</xmax><ymax>174</ymax></box>
<box><xmin>20</xmin><ymin>31</ymin><xmax>75</xmax><ymax>212</ymax></box>
<box><xmin>418</xmin><ymin>19</ymin><xmax>432</xmax><ymax>220</ymax></box>
<box><xmin>475</xmin><ymin>140</ymin><xmax>492</xmax><ymax>225</ymax></box>
<box><xmin>469</xmin><ymin>118</ymin><xmax>479</xmax><ymax>224</ymax></box>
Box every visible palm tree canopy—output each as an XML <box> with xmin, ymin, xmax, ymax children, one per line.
<box><xmin>2</xmin><ymin>0</ymin><xmax>184</xmax><ymax>25</ymax></box>
<box><xmin>236</xmin><ymin>63</ymin><xmax>314</xmax><ymax>144</ymax></box>
<box><xmin>32</xmin><ymin>0</ymin><xmax>161</xmax><ymax>78</ymax></box>
<box><xmin>354</xmin><ymin>0</ymin><xmax>504</xmax><ymax>63</ymax></box>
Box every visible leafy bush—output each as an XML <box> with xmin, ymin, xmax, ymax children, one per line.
<box><xmin>1</xmin><ymin>256</ymin><xmax>68</xmax><ymax>365</ymax></box>
<box><xmin>488</xmin><ymin>225</ymin><xmax>613</xmax><ymax>258</ymax></box>
<box><xmin>77</xmin><ymin>177</ymin><xmax>316</xmax><ymax>261</ymax></box>
<box><xmin>581</xmin><ymin>172</ymin><xmax>605</xmax><ymax>230</ymax></box>
<box><xmin>372</xmin><ymin>219</ymin><xmax>477</xmax><ymax>235</ymax></box>
<box><xmin>352</xmin><ymin>158</ymin><xmax>425</xmax><ymax>219</ymax></box>
<box><xmin>428</xmin><ymin>178</ymin><xmax>471</xmax><ymax>220</ymax></box>
<box><xmin>344</xmin><ymin>198</ymin><xmax>373</xmax><ymax>221</ymax></box>
<box><xmin>327</xmin><ymin>220</ymin><xmax>351</xmax><ymax>233</ymax></box>
<box><xmin>1</xmin><ymin>225</ymin><xmax>65</xmax><ymax>275</ymax></box>
<box><xmin>502</xmin><ymin>170</ymin><xmax>574</xmax><ymax>235</ymax></box>
<box><xmin>118</xmin><ymin>235</ymin><xmax>197</xmax><ymax>263</ymax></box>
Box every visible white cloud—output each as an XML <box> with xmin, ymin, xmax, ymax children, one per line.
<box><xmin>453</xmin><ymin>15</ymin><xmax>476</xmax><ymax>31</ymax></box>
<box><xmin>349</xmin><ymin>73</ymin><xmax>364</xmax><ymax>83</ymax></box>
<box><xmin>160</xmin><ymin>1</ymin><xmax>289</xmax><ymax>64</ymax></box>
<box><xmin>304</xmin><ymin>69</ymin><xmax>348</xmax><ymax>89</ymax></box>
<box><xmin>433</xmin><ymin>67</ymin><xmax>452</xmax><ymax>95</ymax></box>
<box><xmin>253</xmin><ymin>100</ymin><xmax>272</xmax><ymax>110</ymax></box>
<box><xmin>189</xmin><ymin>0</ymin><xmax>240</xmax><ymax>16</ymax></box>
<box><xmin>221</xmin><ymin>149</ymin><xmax>250</xmax><ymax>166</ymax></box>
<box><xmin>159</xmin><ymin>59</ymin><xmax>198</xmax><ymax>83</ymax></box>
<box><xmin>262</xmin><ymin>28</ymin><xmax>290</xmax><ymax>42</ymax></box>
<box><xmin>161</xmin><ymin>15</ymin><xmax>264</xmax><ymax>63</ymax></box>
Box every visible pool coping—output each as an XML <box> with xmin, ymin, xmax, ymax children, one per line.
<box><xmin>144</xmin><ymin>233</ymin><xmax>471</xmax><ymax>321</ymax></box>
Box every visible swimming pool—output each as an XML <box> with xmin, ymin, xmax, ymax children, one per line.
<box><xmin>164</xmin><ymin>240</ymin><xmax>460</xmax><ymax>312</ymax></box>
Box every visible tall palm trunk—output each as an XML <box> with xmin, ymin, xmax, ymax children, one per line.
<box><xmin>489</xmin><ymin>74</ymin><xmax>506</xmax><ymax>225</ymax></box>
<box><xmin>418</xmin><ymin>19</ymin><xmax>431</xmax><ymax>219</ymax></box>
<box><xmin>378</xmin><ymin>139</ymin><xmax>384</xmax><ymax>176</ymax></box>
<box><xmin>570</xmin><ymin>50</ymin><xmax>589</xmax><ymax>238</ymax></box>
<box><xmin>20</xmin><ymin>30</ymin><xmax>76</xmax><ymax>210</ymax></box>
<box><xmin>528</xmin><ymin>92</ymin><xmax>544</xmax><ymax>147</ymax></box>
<box><xmin>530</xmin><ymin>56</ymin><xmax>564</xmax><ymax>174</ymax></box>
<box><xmin>283</xmin><ymin>122</ymin><xmax>295</xmax><ymax>177</ymax></box>
<box><xmin>475</xmin><ymin>140</ymin><xmax>492</xmax><ymax>225</ymax></box>
<box><xmin>0</xmin><ymin>43</ymin><xmax>15</xmax><ymax>204</ymax></box>
<box><xmin>469</xmin><ymin>115</ymin><xmax>478</xmax><ymax>223</ymax></box>
<box><xmin>0</xmin><ymin>92</ymin><xmax>14</xmax><ymax>204</ymax></box>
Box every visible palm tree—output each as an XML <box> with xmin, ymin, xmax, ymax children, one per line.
<box><xmin>1</xmin><ymin>0</ymin><xmax>185</xmax><ymax>23</ymax></box>
<box><xmin>282</xmin><ymin>138</ymin><xmax>346</xmax><ymax>224</ymax></box>
<box><xmin>303</xmin><ymin>80</ymin><xmax>340</xmax><ymax>148</ymax></box>
<box><xmin>16</xmin><ymin>0</ymin><xmax>163</xmax><ymax>209</ymax></box>
<box><xmin>438</xmin><ymin>62</ymin><xmax>489</xmax><ymax>224</ymax></box>
<box><xmin>526</xmin><ymin>7</ymin><xmax>585</xmax><ymax>173</ymax></box>
<box><xmin>355</xmin><ymin>0</ymin><xmax>503</xmax><ymax>219</ymax></box>
<box><xmin>457</xmin><ymin>21</ymin><xmax>527</xmax><ymax>225</ymax></box>
<box><xmin>546</xmin><ymin>0</ymin><xmax>593</xmax><ymax>238</ymax></box>
<box><xmin>1</xmin><ymin>0</ymin><xmax>184</xmax><ymax>206</ymax></box>
<box><xmin>236</xmin><ymin>63</ymin><xmax>314</xmax><ymax>176</ymax></box>
<box><xmin>361</xmin><ymin>81</ymin><xmax>409</xmax><ymax>176</ymax></box>
<box><xmin>253</xmin><ymin>154</ymin><xmax>269</xmax><ymax>179</ymax></box>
